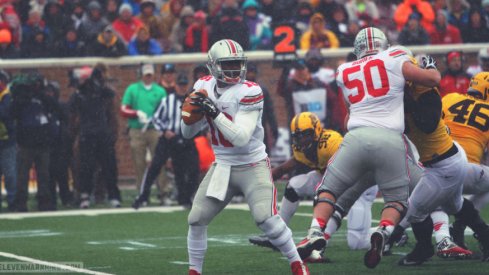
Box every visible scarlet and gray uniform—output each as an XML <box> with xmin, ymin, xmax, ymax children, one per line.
<box><xmin>319</xmin><ymin>49</ymin><xmax>412</xmax><ymax>205</ymax></box>
<box><xmin>185</xmin><ymin>76</ymin><xmax>277</xmax><ymax>226</ymax></box>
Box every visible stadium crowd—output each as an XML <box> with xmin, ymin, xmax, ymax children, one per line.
<box><xmin>0</xmin><ymin>0</ymin><xmax>488</xmax><ymax>213</ymax></box>
<box><xmin>0</xmin><ymin>0</ymin><xmax>487</xmax><ymax>59</ymax></box>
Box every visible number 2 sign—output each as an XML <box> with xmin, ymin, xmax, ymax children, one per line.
<box><xmin>273</xmin><ymin>24</ymin><xmax>297</xmax><ymax>64</ymax></box>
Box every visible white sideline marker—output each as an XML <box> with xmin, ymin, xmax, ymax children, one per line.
<box><xmin>0</xmin><ymin>252</ymin><xmax>114</xmax><ymax>275</ymax></box>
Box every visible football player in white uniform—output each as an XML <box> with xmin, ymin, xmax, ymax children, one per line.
<box><xmin>182</xmin><ymin>39</ymin><xmax>309</xmax><ymax>275</ymax></box>
<box><xmin>296</xmin><ymin>27</ymin><xmax>441</xmax><ymax>269</ymax></box>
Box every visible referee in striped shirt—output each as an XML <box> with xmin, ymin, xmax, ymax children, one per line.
<box><xmin>133</xmin><ymin>73</ymin><xmax>200</xmax><ymax>209</ymax></box>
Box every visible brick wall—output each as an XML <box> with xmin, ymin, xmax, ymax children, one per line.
<box><xmin>17</xmin><ymin>52</ymin><xmax>476</xmax><ymax>180</ymax></box>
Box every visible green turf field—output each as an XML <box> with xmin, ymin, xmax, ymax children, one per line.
<box><xmin>0</xmin><ymin>200</ymin><xmax>488</xmax><ymax>275</ymax></box>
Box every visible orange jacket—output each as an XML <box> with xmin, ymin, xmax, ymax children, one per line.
<box><xmin>394</xmin><ymin>0</ymin><xmax>434</xmax><ymax>32</ymax></box>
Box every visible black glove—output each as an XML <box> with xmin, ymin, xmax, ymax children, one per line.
<box><xmin>190</xmin><ymin>92</ymin><xmax>220</xmax><ymax>119</ymax></box>
<box><xmin>422</xmin><ymin>55</ymin><xmax>437</xmax><ymax>70</ymax></box>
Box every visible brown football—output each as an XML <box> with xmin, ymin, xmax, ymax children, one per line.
<box><xmin>181</xmin><ymin>89</ymin><xmax>208</xmax><ymax>125</ymax></box>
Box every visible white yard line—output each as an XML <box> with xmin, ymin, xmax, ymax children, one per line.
<box><xmin>0</xmin><ymin>252</ymin><xmax>114</xmax><ymax>275</ymax></box>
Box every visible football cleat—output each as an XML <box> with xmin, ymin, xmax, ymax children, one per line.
<box><xmin>398</xmin><ymin>243</ymin><xmax>434</xmax><ymax>266</ymax></box>
<box><xmin>290</xmin><ymin>261</ymin><xmax>310</xmax><ymax>275</ymax></box>
<box><xmin>383</xmin><ymin>225</ymin><xmax>405</xmax><ymax>256</ymax></box>
<box><xmin>450</xmin><ymin>222</ymin><xmax>468</xmax><ymax>249</ymax></box>
<box><xmin>132</xmin><ymin>196</ymin><xmax>148</xmax><ymax>210</ymax></box>
<box><xmin>474</xmin><ymin>232</ymin><xmax>489</xmax><ymax>262</ymax></box>
<box><xmin>188</xmin><ymin>269</ymin><xmax>201</xmax><ymax>275</ymax></box>
<box><xmin>436</xmin><ymin>236</ymin><xmax>473</xmax><ymax>259</ymax></box>
<box><xmin>364</xmin><ymin>229</ymin><xmax>388</xmax><ymax>268</ymax></box>
<box><xmin>248</xmin><ymin>234</ymin><xmax>278</xmax><ymax>251</ymax></box>
<box><xmin>296</xmin><ymin>227</ymin><xmax>327</xmax><ymax>260</ymax></box>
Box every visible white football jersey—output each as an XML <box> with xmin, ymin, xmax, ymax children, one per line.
<box><xmin>336</xmin><ymin>48</ymin><xmax>411</xmax><ymax>132</ymax></box>
<box><xmin>193</xmin><ymin>76</ymin><xmax>267</xmax><ymax>165</ymax></box>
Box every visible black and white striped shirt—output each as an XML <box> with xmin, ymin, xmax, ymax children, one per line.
<box><xmin>152</xmin><ymin>93</ymin><xmax>184</xmax><ymax>134</ymax></box>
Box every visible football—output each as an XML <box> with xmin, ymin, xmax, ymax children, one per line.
<box><xmin>181</xmin><ymin>89</ymin><xmax>208</xmax><ymax>125</ymax></box>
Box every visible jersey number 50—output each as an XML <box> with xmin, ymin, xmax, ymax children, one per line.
<box><xmin>342</xmin><ymin>59</ymin><xmax>390</xmax><ymax>104</ymax></box>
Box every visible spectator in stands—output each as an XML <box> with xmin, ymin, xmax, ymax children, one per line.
<box><xmin>210</xmin><ymin>0</ymin><xmax>250</xmax><ymax>50</ymax></box>
<box><xmin>78</xmin><ymin>1</ymin><xmax>110</xmax><ymax>43</ymax></box>
<box><xmin>42</xmin><ymin>0</ymin><xmax>73</xmax><ymax>43</ymax></box>
<box><xmin>394</xmin><ymin>0</ymin><xmax>435</xmax><ymax>33</ymax></box>
<box><xmin>20</xmin><ymin>27</ymin><xmax>51</xmax><ymax>58</ymax></box>
<box><xmin>440</xmin><ymin>51</ymin><xmax>471</xmax><ymax>97</ymax></box>
<box><xmin>278</xmin><ymin>59</ymin><xmax>339</xmax><ymax>132</ymax></box>
<box><xmin>462</xmin><ymin>9</ymin><xmax>489</xmax><ymax>42</ymax></box>
<box><xmin>429</xmin><ymin>9</ymin><xmax>463</xmax><ymax>44</ymax></box>
<box><xmin>328</xmin><ymin>6</ymin><xmax>350</xmax><ymax>44</ymax></box>
<box><xmin>55</xmin><ymin>27</ymin><xmax>87</xmax><ymax>57</ymax></box>
<box><xmin>467</xmin><ymin>47</ymin><xmax>489</xmax><ymax>77</ymax></box>
<box><xmin>132</xmin><ymin>73</ymin><xmax>200</xmax><ymax>209</ymax></box>
<box><xmin>22</xmin><ymin>8</ymin><xmax>50</xmax><ymax>44</ymax></box>
<box><xmin>242</xmin><ymin>0</ymin><xmax>272</xmax><ymax>50</ymax></box>
<box><xmin>246</xmin><ymin>63</ymin><xmax>278</xmax><ymax>155</ymax></box>
<box><xmin>169</xmin><ymin>5</ymin><xmax>194</xmax><ymax>52</ymax></box>
<box><xmin>128</xmin><ymin>26</ymin><xmax>163</xmax><ymax>56</ymax></box>
<box><xmin>12</xmin><ymin>0</ymin><xmax>30</xmax><ymax>24</ymax></box>
<box><xmin>159</xmin><ymin>64</ymin><xmax>177</xmax><ymax>94</ymax></box>
<box><xmin>138</xmin><ymin>0</ymin><xmax>162</xmax><ymax>40</ymax></box>
<box><xmin>69</xmin><ymin>1</ymin><xmax>85</xmax><ymax>30</ymax></box>
<box><xmin>192</xmin><ymin>64</ymin><xmax>209</xmax><ymax>82</ymax></box>
<box><xmin>0</xmin><ymin>29</ymin><xmax>19</xmax><ymax>59</ymax></box>
<box><xmin>88</xmin><ymin>25</ymin><xmax>127</xmax><ymax>57</ymax></box>
<box><xmin>105</xmin><ymin>0</ymin><xmax>121</xmax><ymax>22</ymax></box>
<box><xmin>0</xmin><ymin>70</ymin><xmax>16</xmax><ymax>212</ymax></box>
<box><xmin>397</xmin><ymin>13</ymin><xmax>430</xmax><ymax>45</ymax></box>
<box><xmin>0</xmin><ymin>0</ymin><xmax>21</xmax><ymax>46</ymax></box>
<box><xmin>70</xmin><ymin>64</ymin><xmax>121</xmax><ymax>209</ymax></box>
<box><xmin>184</xmin><ymin>10</ymin><xmax>209</xmax><ymax>53</ymax></box>
<box><xmin>483</xmin><ymin>0</ymin><xmax>489</xmax><ymax>28</ymax></box>
<box><xmin>160</xmin><ymin>0</ymin><xmax>185</xmax><ymax>51</ymax></box>
<box><xmin>447</xmin><ymin>0</ymin><xmax>470</xmax><ymax>31</ymax></box>
<box><xmin>11</xmin><ymin>73</ymin><xmax>59</xmax><ymax>211</ymax></box>
<box><xmin>294</xmin><ymin>2</ymin><xmax>314</xmax><ymax>36</ymax></box>
<box><xmin>316</xmin><ymin>0</ymin><xmax>349</xmax><ymax>25</ymax></box>
<box><xmin>300</xmin><ymin>13</ymin><xmax>339</xmax><ymax>50</ymax></box>
<box><xmin>120</xmin><ymin>64</ymin><xmax>169</xmax><ymax>199</ymax></box>
<box><xmin>44</xmin><ymin>81</ymin><xmax>73</xmax><ymax>207</ymax></box>
<box><xmin>112</xmin><ymin>4</ymin><xmax>144</xmax><ymax>44</ymax></box>
<box><xmin>345</xmin><ymin>0</ymin><xmax>379</xmax><ymax>25</ymax></box>
<box><xmin>340</xmin><ymin>20</ymin><xmax>361</xmax><ymax>48</ymax></box>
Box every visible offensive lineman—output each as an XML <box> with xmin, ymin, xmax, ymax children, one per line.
<box><xmin>182</xmin><ymin>39</ymin><xmax>309</xmax><ymax>275</ymax></box>
<box><xmin>248</xmin><ymin>112</ymin><xmax>379</xmax><ymax>261</ymax></box>
<box><xmin>296</xmin><ymin>27</ymin><xmax>441</xmax><ymax>269</ymax></box>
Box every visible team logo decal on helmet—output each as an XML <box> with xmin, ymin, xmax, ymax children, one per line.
<box><xmin>290</xmin><ymin>112</ymin><xmax>322</xmax><ymax>151</ymax></box>
<box><xmin>207</xmin><ymin>39</ymin><xmax>247</xmax><ymax>84</ymax></box>
<box><xmin>468</xmin><ymin>72</ymin><xmax>489</xmax><ymax>101</ymax></box>
<box><xmin>353</xmin><ymin>27</ymin><xmax>389</xmax><ymax>59</ymax></box>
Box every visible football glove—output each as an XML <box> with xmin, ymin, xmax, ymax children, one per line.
<box><xmin>422</xmin><ymin>55</ymin><xmax>437</xmax><ymax>70</ymax></box>
<box><xmin>136</xmin><ymin>110</ymin><xmax>150</xmax><ymax>124</ymax></box>
<box><xmin>190</xmin><ymin>92</ymin><xmax>220</xmax><ymax>119</ymax></box>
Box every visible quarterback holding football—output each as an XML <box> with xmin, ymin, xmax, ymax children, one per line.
<box><xmin>181</xmin><ymin>39</ymin><xmax>309</xmax><ymax>275</ymax></box>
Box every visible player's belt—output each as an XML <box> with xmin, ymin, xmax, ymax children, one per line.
<box><xmin>422</xmin><ymin>144</ymin><xmax>458</xmax><ymax>168</ymax></box>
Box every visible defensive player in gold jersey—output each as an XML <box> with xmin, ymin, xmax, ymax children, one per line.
<box><xmin>441</xmin><ymin>72</ymin><xmax>489</xmax><ymax>250</ymax></box>
<box><xmin>395</xmin><ymin>60</ymin><xmax>489</xmax><ymax>265</ymax></box>
<box><xmin>249</xmin><ymin>112</ymin><xmax>379</xmax><ymax>261</ymax></box>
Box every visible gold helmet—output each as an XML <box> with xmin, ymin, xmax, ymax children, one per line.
<box><xmin>467</xmin><ymin>72</ymin><xmax>489</xmax><ymax>101</ymax></box>
<box><xmin>290</xmin><ymin>112</ymin><xmax>322</xmax><ymax>151</ymax></box>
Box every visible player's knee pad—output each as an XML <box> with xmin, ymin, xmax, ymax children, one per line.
<box><xmin>258</xmin><ymin>215</ymin><xmax>292</xmax><ymax>247</ymax></box>
<box><xmin>188</xmin><ymin>208</ymin><xmax>211</xmax><ymax>226</ymax></box>
<box><xmin>314</xmin><ymin>190</ymin><xmax>336</xmax><ymax>207</ymax></box>
<box><xmin>382</xmin><ymin>201</ymin><xmax>407</xmax><ymax>220</ymax></box>
<box><xmin>284</xmin><ymin>187</ymin><xmax>300</xmax><ymax>203</ymax></box>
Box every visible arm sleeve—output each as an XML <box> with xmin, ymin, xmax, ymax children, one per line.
<box><xmin>410</xmin><ymin>90</ymin><xmax>442</xmax><ymax>134</ymax></box>
<box><xmin>213</xmin><ymin>110</ymin><xmax>260</xmax><ymax>147</ymax></box>
<box><xmin>181</xmin><ymin>119</ymin><xmax>206</xmax><ymax>139</ymax></box>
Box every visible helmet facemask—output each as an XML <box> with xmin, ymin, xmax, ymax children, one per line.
<box><xmin>211</xmin><ymin>58</ymin><xmax>247</xmax><ymax>85</ymax></box>
<box><xmin>292</xmin><ymin>128</ymin><xmax>315</xmax><ymax>152</ymax></box>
